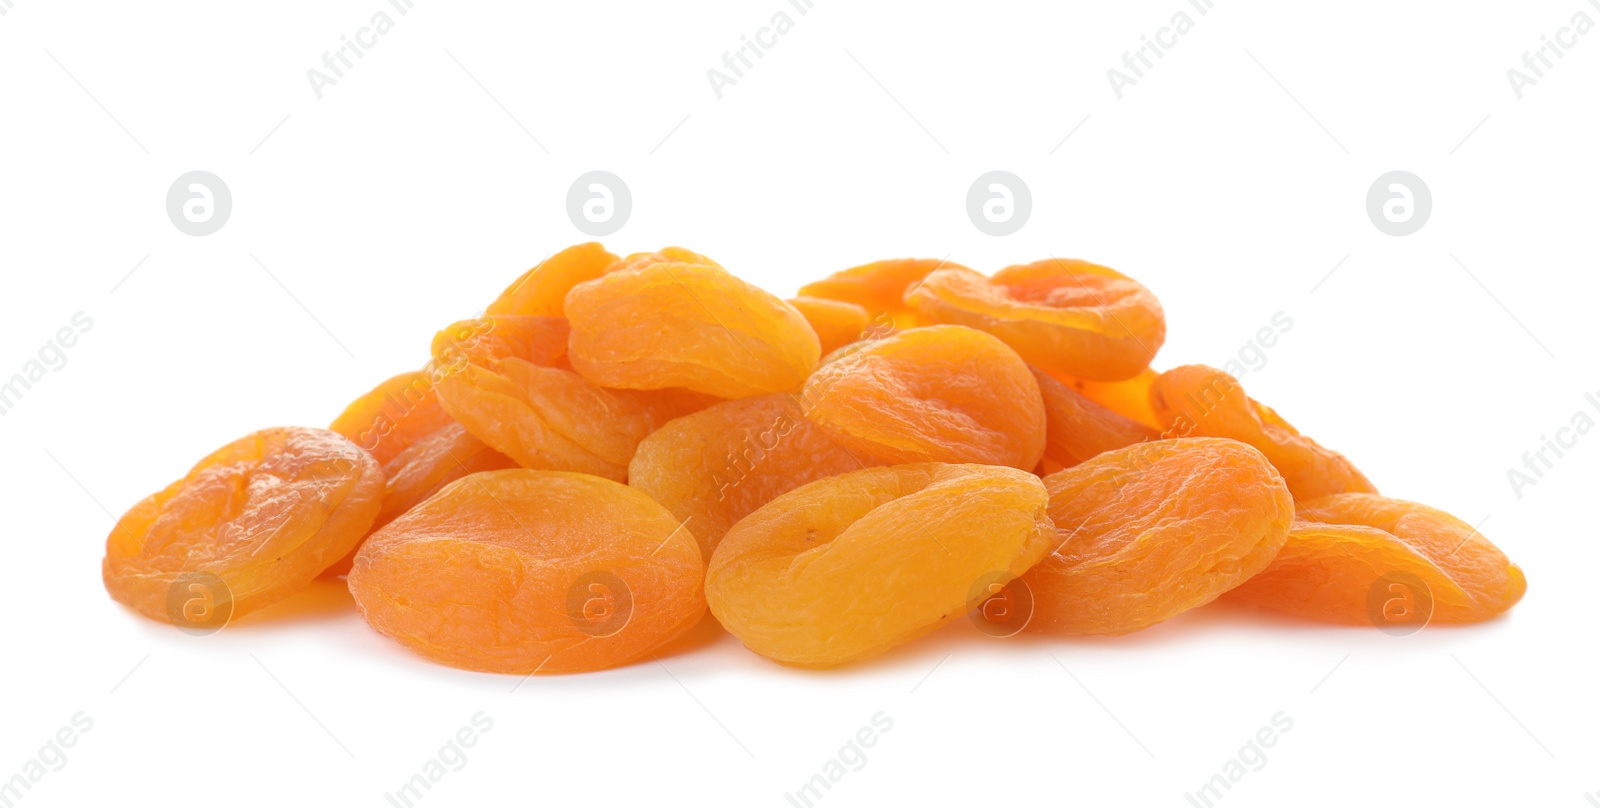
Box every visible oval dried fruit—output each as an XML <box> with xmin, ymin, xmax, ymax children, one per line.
<box><xmin>348</xmin><ymin>470</ymin><xmax>704</xmax><ymax>673</ymax></box>
<box><xmin>1023</xmin><ymin>437</ymin><xmax>1294</xmax><ymax>635</ymax></box>
<box><xmin>801</xmin><ymin>325</ymin><xmax>1046</xmax><ymax>470</ymax></box>
<box><xmin>103</xmin><ymin>427</ymin><xmax>383</xmax><ymax>626</ymax></box>
<box><xmin>706</xmin><ymin>463</ymin><xmax>1053</xmax><ymax>667</ymax></box>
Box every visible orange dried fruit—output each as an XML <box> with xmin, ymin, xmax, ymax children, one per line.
<box><xmin>1148</xmin><ymin>364</ymin><xmax>1376</xmax><ymax>501</ymax></box>
<box><xmin>348</xmin><ymin>470</ymin><xmax>703</xmax><ymax>673</ymax></box>
<box><xmin>1032</xmin><ymin>367</ymin><xmax>1158</xmax><ymax>475</ymax></box>
<box><xmin>330</xmin><ymin>369</ymin><xmax>454</xmax><ymax>466</ymax></box>
<box><xmin>797</xmin><ymin>257</ymin><xmax>964</xmax><ymax>330</ymax></box>
<box><xmin>1228</xmin><ymin>494</ymin><xmax>1526</xmax><ymax>625</ymax></box>
<box><xmin>322</xmin><ymin>423</ymin><xmax>518</xmax><ymax>578</ymax></box>
<box><xmin>904</xmin><ymin>259</ymin><xmax>1166</xmax><ymax>382</ymax></box>
<box><xmin>1054</xmin><ymin>367</ymin><xmax>1164</xmax><ymax>431</ymax></box>
<box><xmin>606</xmin><ymin>246</ymin><xmax>723</xmax><ymax>273</ymax></box>
<box><xmin>103</xmin><ymin>427</ymin><xmax>383</xmax><ymax>626</ymax></box>
<box><xmin>705</xmin><ymin>463</ymin><xmax>1053</xmax><ymax>667</ymax></box>
<box><xmin>1023</xmin><ymin>437</ymin><xmax>1294</xmax><ymax>635</ymax></box>
<box><xmin>566</xmin><ymin>260</ymin><xmax>819</xmax><ymax>398</ymax></box>
<box><xmin>430</xmin><ymin>316</ymin><xmax>712</xmax><ymax>481</ymax></box>
<box><xmin>787</xmin><ymin>296</ymin><xmax>876</xmax><ymax>356</ymax></box>
<box><xmin>629</xmin><ymin>394</ymin><xmax>869</xmax><ymax>559</ymax></box>
<box><xmin>485</xmin><ymin>242</ymin><xmax>619</xmax><ymax>318</ymax></box>
<box><xmin>801</xmin><ymin>325</ymin><xmax>1046</xmax><ymax>470</ymax></box>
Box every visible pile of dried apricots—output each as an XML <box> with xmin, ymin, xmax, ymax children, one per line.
<box><xmin>102</xmin><ymin>245</ymin><xmax>1527</xmax><ymax>671</ymax></box>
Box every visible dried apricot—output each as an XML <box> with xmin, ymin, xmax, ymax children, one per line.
<box><xmin>1054</xmin><ymin>367</ymin><xmax>1164</xmax><ymax>431</ymax></box>
<box><xmin>787</xmin><ymin>296</ymin><xmax>876</xmax><ymax>356</ymax></box>
<box><xmin>431</xmin><ymin>316</ymin><xmax>711</xmax><ymax>480</ymax></box>
<box><xmin>705</xmin><ymin>463</ymin><xmax>1052</xmax><ymax>667</ymax></box>
<box><xmin>348</xmin><ymin>470</ymin><xmax>703</xmax><ymax>673</ymax></box>
<box><xmin>801</xmin><ymin>325</ymin><xmax>1046</xmax><ymax>469</ymax></box>
<box><xmin>1032</xmin><ymin>367</ymin><xmax>1158</xmax><ymax>475</ymax></box>
<box><xmin>322</xmin><ymin>423</ymin><xmax>517</xmax><ymax>578</ymax></box>
<box><xmin>629</xmin><ymin>394</ymin><xmax>868</xmax><ymax>559</ymax></box>
<box><xmin>606</xmin><ymin>246</ymin><xmax>723</xmax><ymax>273</ymax></box>
<box><xmin>1023</xmin><ymin>437</ymin><xmax>1294</xmax><ymax>635</ymax></box>
<box><xmin>1148</xmin><ymin>365</ymin><xmax>1376</xmax><ymax>501</ymax></box>
<box><xmin>797</xmin><ymin>257</ymin><xmax>965</xmax><ymax>329</ymax></box>
<box><xmin>1229</xmin><ymin>494</ymin><xmax>1526</xmax><ymax>624</ymax></box>
<box><xmin>103</xmin><ymin>427</ymin><xmax>383</xmax><ymax>626</ymax></box>
<box><xmin>485</xmin><ymin>242</ymin><xmax>618</xmax><ymax>318</ymax></box>
<box><xmin>330</xmin><ymin>370</ymin><xmax>454</xmax><ymax>466</ymax></box>
<box><xmin>905</xmin><ymin>259</ymin><xmax>1166</xmax><ymax>381</ymax></box>
<box><xmin>566</xmin><ymin>261</ymin><xmax>820</xmax><ymax>398</ymax></box>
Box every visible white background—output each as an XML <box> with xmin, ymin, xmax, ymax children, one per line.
<box><xmin>1</xmin><ymin>1</ymin><xmax>1595</xmax><ymax>806</ymax></box>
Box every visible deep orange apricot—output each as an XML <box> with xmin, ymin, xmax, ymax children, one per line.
<box><xmin>349</xmin><ymin>470</ymin><xmax>704</xmax><ymax>673</ymax></box>
<box><xmin>797</xmin><ymin>257</ymin><xmax>967</xmax><ymax>329</ymax></box>
<box><xmin>1023</xmin><ymin>437</ymin><xmax>1294</xmax><ymax>635</ymax></box>
<box><xmin>629</xmin><ymin>394</ymin><xmax>869</xmax><ymax>559</ymax></box>
<box><xmin>1032</xmin><ymin>367</ymin><xmax>1159</xmax><ymax>475</ymax></box>
<box><xmin>104</xmin><ymin>427</ymin><xmax>383</xmax><ymax>626</ymax></box>
<box><xmin>787</xmin><ymin>296</ymin><xmax>876</xmax><ymax>356</ymax></box>
<box><xmin>565</xmin><ymin>261</ymin><xmax>820</xmax><ymax>397</ymax></box>
<box><xmin>1148</xmin><ymin>365</ymin><xmax>1376</xmax><ymax>501</ymax></box>
<box><xmin>904</xmin><ymin>260</ymin><xmax>1166</xmax><ymax>382</ymax></box>
<box><xmin>801</xmin><ymin>325</ymin><xmax>1046</xmax><ymax>470</ymax></box>
<box><xmin>486</xmin><ymin>242</ymin><xmax>619</xmax><ymax>318</ymax></box>
<box><xmin>1229</xmin><ymin>494</ymin><xmax>1526</xmax><ymax>625</ymax></box>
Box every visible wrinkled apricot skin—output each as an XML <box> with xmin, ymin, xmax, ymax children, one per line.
<box><xmin>1023</xmin><ymin>437</ymin><xmax>1294</xmax><ymax>636</ymax></box>
<box><xmin>706</xmin><ymin>463</ymin><xmax>1053</xmax><ymax>667</ymax></box>
<box><xmin>348</xmin><ymin>470</ymin><xmax>704</xmax><ymax>674</ymax></box>
<box><xmin>486</xmin><ymin>242</ymin><xmax>619</xmax><ymax>318</ymax></box>
<box><xmin>330</xmin><ymin>370</ymin><xmax>455</xmax><ymax>466</ymax></box>
<box><xmin>322</xmin><ymin>423</ymin><xmax>518</xmax><ymax>578</ymax></box>
<box><xmin>905</xmin><ymin>260</ymin><xmax>1166</xmax><ymax>382</ymax></box>
<box><xmin>430</xmin><ymin>316</ymin><xmax>711</xmax><ymax>480</ymax></box>
<box><xmin>629</xmin><ymin>395</ymin><xmax>868</xmax><ymax>559</ymax></box>
<box><xmin>801</xmin><ymin>325</ymin><xmax>1046</xmax><ymax>470</ymax></box>
<box><xmin>1148</xmin><ymin>365</ymin><xmax>1376</xmax><ymax>501</ymax></box>
<box><xmin>103</xmin><ymin>427</ymin><xmax>384</xmax><ymax>623</ymax></box>
<box><xmin>798</xmin><ymin>258</ymin><xmax>966</xmax><ymax>330</ymax></box>
<box><xmin>566</xmin><ymin>261</ymin><xmax>821</xmax><ymax>398</ymax></box>
<box><xmin>1229</xmin><ymin>494</ymin><xmax>1525</xmax><ymax>624</ymax></box>
<box><xmin>1032</xmin><ymin>367</ymin><xmax>1159</xmax><ymax>475</ymax></box>
<box><xmin>606</xmin><ymin>246</ymin><xmax>723</xmax><ymax>274</ymax></box>
<box><xmin>787</xmin><ymin>296</ymin><xmax>876</xmax><ymax>357</ymax></box>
